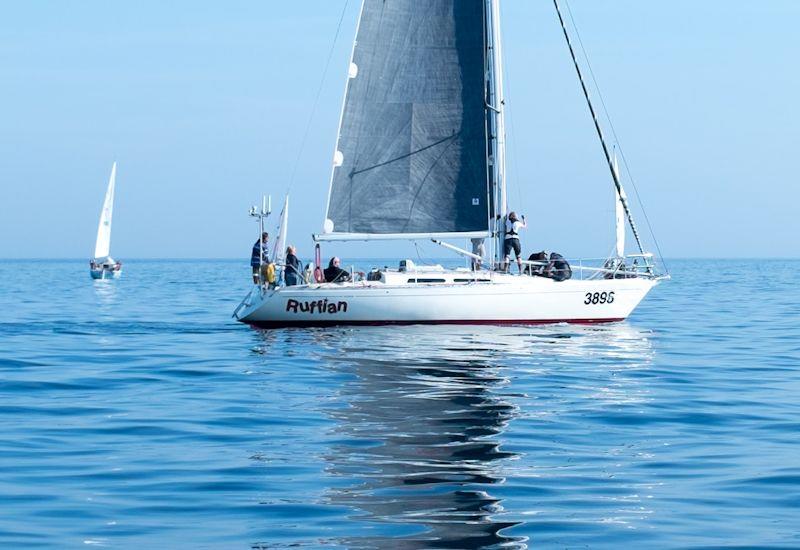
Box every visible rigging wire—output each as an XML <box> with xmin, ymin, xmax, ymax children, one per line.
<box><xmin>563</xmin><ymin>0</ymin><xmax>669</xmax><ymax>274</ymax></box>
<box><xmin>283</xmin><ymin>0</ymin><xmax>351</xmax><ymax>198</ymax></box>
<box><xmin>414</xmin><ymin>241</ymin><xmax>435</xmax><ymax>267</ymax></box>
<box><xmin>553</xmin><ymin>0</ymin><xmax>647</xmax><ymax>258</ymax></box>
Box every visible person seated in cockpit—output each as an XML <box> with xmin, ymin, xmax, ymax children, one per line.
<box><xmin>323</xmin><ymin>257</ymin><xmax>351</xmax><ymax>283</ymax></box>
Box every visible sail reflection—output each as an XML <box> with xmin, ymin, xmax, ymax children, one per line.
<box><xmin>251</xmin><ymin>322</ymin><xmax>655</xmax><ymax>547</ymax></box>
<box><xmin>319</xmin><ymin>328</ymin><xmax>527</xmax><ymax>548</ymax></box>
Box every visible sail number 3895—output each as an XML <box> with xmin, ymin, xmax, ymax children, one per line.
<box><xmin>584</xmin><ymin>291</ymin><xmax>614</xmax><ymax>305</ymax></box>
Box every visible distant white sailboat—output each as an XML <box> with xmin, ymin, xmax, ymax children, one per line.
<box><xmin>90</xmin><ymin>162</ymin><xmax>122</xmax><ymax>280</ymax></box>
<box><xmin>235</xmin><ymin>0</ymin><xmax>667</xmax><ymax>328</ymax></box>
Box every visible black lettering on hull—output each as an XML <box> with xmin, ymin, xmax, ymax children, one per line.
<box><xmin>286</xmin><ymin>298</ymin><xmax>348</xmax><ymax>315</ymax></box>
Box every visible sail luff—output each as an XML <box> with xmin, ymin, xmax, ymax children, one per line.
<box><xmin>322</xmin><ymin>0</ymin><xmax>366</xmax><ymax>228</ymax></box>
<box><xmin>94</xmin><ymin>162</ymin><xmax>116</xmax><ymax>259</ymax></box>
<box><xmin>323</xmin><ymin>0</ymin><xmax>490</xmax><ymax>238</ymax></box>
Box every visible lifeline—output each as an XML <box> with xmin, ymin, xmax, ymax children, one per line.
<box><xmin>286</xmin><ymin>298</ymin><xmax>348</xmax><ymax>314</ymax></box>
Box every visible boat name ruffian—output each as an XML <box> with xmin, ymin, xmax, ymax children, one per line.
<box><xmin>286</xmin><ymin>298</ymin><xmax>348</xmax><ymax>314</ymax></box>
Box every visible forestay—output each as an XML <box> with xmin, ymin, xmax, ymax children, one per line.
<box><xmin>321</xmin><ymin>0</ymin><xmax>490</xmax><ymax>240</ymax></box>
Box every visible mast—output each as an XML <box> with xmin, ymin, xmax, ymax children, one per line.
<box><xmin>552</xmin><ymin>0</ymin><xmax>646</xmax><ymax>256</ymax></box>
<box><xmin>249</xmin><ymin>195</ymin><xmax>271</xmax><ymax>284</ymax></box>
<box><xmin>488</xmin><ymin>0</ymin><xmax>508</xmax><ymax>267</ymax></box>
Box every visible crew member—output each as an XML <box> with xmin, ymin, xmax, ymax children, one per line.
<box><xmin>250</xmin><ymin>232</ymin><xmax>270</xmax><ymax>284</ymax></box>
<box><xmin>324</xmin><ymin>257</ymin><xmax>351</xmax><ymax>283</ymax></box>
<box><xmin>284</xmin><ymin>245</ymin><xmax>303</xmax><ymax>286</ymax></box>
<box><xmin>471</xmin><ymin>238</ymin><xmax>485</xmax><ymax>270</ymax></box>
<box><xmin>504</xmin><ymin>212</ymin><xmax>527</xmax><ymax>274</ymax></box>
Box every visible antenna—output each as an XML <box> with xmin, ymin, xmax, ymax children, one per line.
<box><xmin>248</xmin><ymin>195</ymin><xmax>272</xmax><ymax>284</ymax></box>
<box><xmin>249</xmin><ymin>195</ymin><xmax>272</xmax><ymax>219</ymax></box>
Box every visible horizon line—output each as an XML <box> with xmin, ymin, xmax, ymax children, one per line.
<box><xmin>2</xmin><ymin>256</ymin><xmax>800</xmax><ymax>261</ymax></box>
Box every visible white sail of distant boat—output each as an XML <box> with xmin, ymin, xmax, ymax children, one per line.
<box><xmin>94</xmin><ymin>162</ymin><xmax>116</xmax><ymax>259</ymax></box>
<box><xmin>613</xmin><ymin>152</ymin><xmax>626</xmax><ymax>258</ymax></box>
<box><xmin>90</xmin><ymin>162</ymin><xmax>122</xmax><ymax>280</ymax></box>
<box><xmin>234</xmin><ymin>0</ymin><xmax>667</xmax><ymax>328</ymax></box>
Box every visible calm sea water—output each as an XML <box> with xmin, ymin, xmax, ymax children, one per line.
<box><xmin>0</xmin><ymin>259</ymin><xmax>798</xmax><ymax>549</ymax></box>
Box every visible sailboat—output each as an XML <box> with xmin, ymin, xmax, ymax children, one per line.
<box><xmin>90</xmin><ymin>162</ymin><xmax>122</xmax><ymax>280</ymax></box>
<box><xmin>235</xmin><ymin>0</ymin><xmax>666</xmax><ymax>327</ymax></box>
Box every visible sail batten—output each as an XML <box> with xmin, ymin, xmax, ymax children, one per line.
<box><xmin>324</xmin><ymin>0</ymin><xmax>489</xmax><ymax>238</ymax></box>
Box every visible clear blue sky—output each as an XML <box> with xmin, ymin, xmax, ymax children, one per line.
<box><xmin>1</xmin><ymin>1</ymin><xmax>798</xmax><ymax>259</ymax></box>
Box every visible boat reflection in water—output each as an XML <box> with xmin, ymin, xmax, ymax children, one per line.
<box><xmin>320</xmin><ymin>328</ymin><xmax>526</xmax><ymax>548</ymax></box>
<box><xmin>255</xmin><ymin>322</ymin><xmax>654</xmax><ymax>547</ymax></box>
<box><xmin>92</xmin><ymin>274</ymin><xmax>120</xmax><ymax>314</ymax></box>
<box><xmin>310</xmin><ymin>323</ymin><xmax>652</xmax><ymax>548</ymax></box>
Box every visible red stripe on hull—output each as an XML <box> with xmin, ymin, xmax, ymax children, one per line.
<box><xmin>244</xmin><ymin>318</ymin><xmax>625</xmax><ymax>329</ymax></box>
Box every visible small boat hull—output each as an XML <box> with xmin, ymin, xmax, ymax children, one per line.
<box><xmin>90</xmin><ymin>266</ymin><xmax>122</xmax><ymax>280</ymax></box>
<box><xmin>235</xmin><ymin>275</ymin><xmax>657</xmax><ymax>328</ymax></box>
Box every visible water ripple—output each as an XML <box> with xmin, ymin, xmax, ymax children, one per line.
<box><xmin>0</xmin><ymin>259</ymin><xmax>799</xmax><ymax>547</ymax></box>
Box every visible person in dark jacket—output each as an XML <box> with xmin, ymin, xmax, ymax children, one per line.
<box><xmin>323</xmin><ymin>257</ymin><xmax>351</xmax><ymax>283</ymax></box>
<box><xmin>545</xmin><ymin>252</ymin><xmax>572</xmax><ymax>282</ymax></box>
<box><xmin>284</xmin><ymin>245</ymin><xmax>303</xmax><ymax>286</ymax></box>
<box><xmin>250</xmin><ymin>232</ymin><xmax>270</xmax><ymax>283</ymax></box>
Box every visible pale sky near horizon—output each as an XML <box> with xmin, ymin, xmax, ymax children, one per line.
<box><xmin>1</xmin><ymin>1</ymin><xmax>798</xmax><ymax>260</ymax></box>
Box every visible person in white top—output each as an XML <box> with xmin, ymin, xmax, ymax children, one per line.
<box><xmin>504</xmin><ymin>211</ymin><xmax>527</xmax><ymax>274</ymax></box>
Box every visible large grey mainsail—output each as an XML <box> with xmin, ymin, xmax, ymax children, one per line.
<box><xmin>322</xmin><ymin>0</ymin><xmax>490</xmax><ymax>239</ymax></box>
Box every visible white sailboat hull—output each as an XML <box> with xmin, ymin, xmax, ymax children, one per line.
<box><xmin>90</xmin><ymin>265</ymin><xmax>122</xmax><ymax>280</ymax></box>
<box><xmin>235</xmin><ymin>275</ymin><xmax>657</xmax><ymax>328</ymax></box>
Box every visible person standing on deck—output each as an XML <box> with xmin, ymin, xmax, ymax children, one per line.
<box><xmin>284</xmin><ymin>245</ymin><xmax>303</xmax><ymax>287</ymax></box>
<box><xmin>504</xmin><ymin>212</ymin><xmax>527</xmax><ymax>274</ymax></box>
<box><xmin>251</xmin><ymin>232</ymin><xmax>270</xmax><ymax>284</ymax></box>
<box><xmin>471</xmin><ymin>238</ymin><xmax>485</xmax><ymax>270</ymax></box>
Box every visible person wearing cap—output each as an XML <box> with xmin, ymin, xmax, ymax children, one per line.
<box><xmin>250</xmin><ymin>232</ymin><xmax>271</xmax><ymax>284</ymax></box>
<box><xmin>504</xmin><ymin>211</ymin><xmax>527</xmax><ymax>274</ymax></box>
